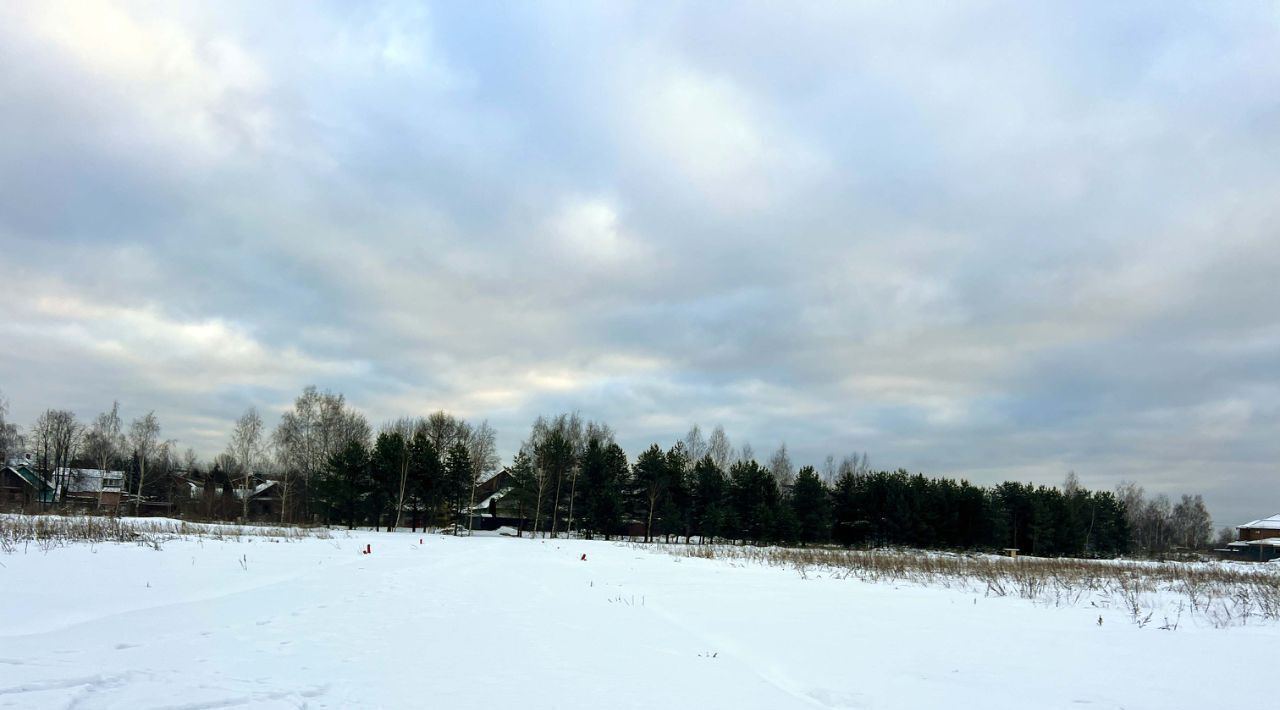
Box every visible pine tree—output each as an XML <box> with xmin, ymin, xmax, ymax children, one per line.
<box><xmin>408</xmin><ymin>429</ymin><xmax>442</xmax><ymax>531</ymax></box>
<box><xmin>506</xmin><ymin>450</ymin><xmax>539</xmax><ymax>537</ymax></box>
<box><xmin>691</xmin><ymin>455</ymin><xmax>727</xmax><ymax>543</ymax></box>
<box><xmin>790</xmin><ymin>465</ymin><xmax>831</xmax><ymax>545</ymax></box>
<box><xmin>315</xmin><ymin>439</ymin><xmax>372</xmax><ymax>529</ymax></box>
<box><xmin>444</xmin><ymin>442</ymin><xmax>473</xmax><ymax>535</ymax></box>
<box><xmin>578</xmin><ymin>439</ymin><xmax>627</xmax><ymax>539</ymax></box>
<box><xmin>371</xmin><ymin>431</ymin><xmax>406</xmax><ymax>531</ymax></box>
<box><xmin>729</xmin><ymin>459</ymin><xmax>780</xmax><ymax>545</ymax></box>
<box><xmin>632</xmin><ymin>444</ymin><xmax>668</xmax><ymax>543</ymax></box>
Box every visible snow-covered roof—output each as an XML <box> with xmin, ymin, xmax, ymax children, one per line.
<box><xmin>1228</xmin><ymin>538</ymin><xmax>1280</xmax><ymax>547</ymax></box>
<box><xmin>470</xmin><ymin>488</ymin><xmax>509</xmax><ymax>512</ymax></box>
<box><xmin>56</xmin><ymin>468</ymin><xmax>126</xmax><ymax>493</ymax></box>
<box><xmin>1239</xmin><ymin>514</ymin><xmax>1280</xmax><ymax>530</ymax></box>
<box><xmin>233</xmin><ymin>480</ymin><xmax>279</xmax><ymax>500</ymax></box>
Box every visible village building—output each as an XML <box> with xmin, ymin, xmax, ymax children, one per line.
<box><xmin>1</xmin><ymin>460</ymin><xmax>56</xmax><ymax>509</ymax></box>
<box><xmin>1219</xmin><ymin>514</ymin><xmax>1280</xmax><ymax>562</ymax></box>
<box><xmin>55</xmin><ymin>467</ymin><xmax>126</xmax><ymax>510</ymax></box>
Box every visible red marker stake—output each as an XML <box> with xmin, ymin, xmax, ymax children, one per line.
<box><xmin>581</xmin><ymin>553</ymin><xmax>587</xmax><ymax>561</ymax></box>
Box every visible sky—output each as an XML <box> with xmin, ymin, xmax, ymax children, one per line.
<box><xmin>1</xmin><ymin>1</ymin><xmax>1277</xmax><ymax>526</ymax></box>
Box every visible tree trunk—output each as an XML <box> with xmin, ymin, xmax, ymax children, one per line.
<box><xmin>550</xmin><ymin>470</ymin><xmax>563</xmax><ymax>538</ymax></box>
<box><xmin>646</xmin><ymin>494</ymin><xmax>656</xmax><ymax>544</ymax></box>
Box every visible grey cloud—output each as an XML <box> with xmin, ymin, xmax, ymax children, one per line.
<box><xmin>1</xmin><ymin>1</ymin><xmax>1278</xmax><ymax>526</ymax></box>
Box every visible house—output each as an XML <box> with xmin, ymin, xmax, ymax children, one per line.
<box><xmin>55</xmin><ymin>467</ymin><xmax>126</xmax><ymax>510</ymax></box>
<box><xmin>1218</xmin><ymin>514</ymin><xmax>1280</xmax><ymax>562</ymax></box>
<box><xmin>466</xmin><ymin>468</ymin><xmax>528</xmax><ymax>531</ymax></box>
<box><xmin>234</xmin><ymin>479</ymin><xmax>282</xmax><ymax>521</ymax></box>
<box><xmin>1</xmin><ymin>461</ymin><xmax>56</xmax><ymax>508</ymax></box>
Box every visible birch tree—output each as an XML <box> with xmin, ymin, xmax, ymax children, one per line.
<box><xmin>228</xmin><ymin>407</ymin><xmax>265</xmax><ymax>520</ymax></box>
<box><xmin>0</xmin><ymin>391</ymin><xmax>19</xmax><ymax>464</ymax></box>
<box><xmin>129</xmin><ymin>412</ymin><xmax>161</xmax><ymax>514</ymax></box>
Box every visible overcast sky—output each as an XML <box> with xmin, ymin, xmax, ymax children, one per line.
<box><xmin>1</xmin><ymin>2</ymin><xmax>1277</xmax><ymax>525</ymax></box>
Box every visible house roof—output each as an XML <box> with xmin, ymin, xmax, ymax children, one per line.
<box><xmin>55</xmin><ymin>468</ymin><xmax>126</xmax><ymax>494</ymax></box>
<box><xmin>2</xmin><ymin>465</ymin><xmax>57</xmax><ymax>501</ymax></box>
<box><xmin>233</xmin><ymin>480</ymin><xmax>279</xmax><ymax>500</ymax></box>
<box><xmin>1239</xmin><ymin>514</ymin><xmax>1280</xmax><ymax>530</ymax></box>
<box><xmin>1228</xmin><ymin>538</ymin><xmax>1280</xmax><ymax>548</ymax></box>
<box><xmin>470</xmin><ymin>487</ymin><xmax>510</xmax><ymax>513</ymax></box>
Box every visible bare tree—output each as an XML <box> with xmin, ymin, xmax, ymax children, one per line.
<box><xmin>683</xmin><ymin>424</ymin><xmax>708</xmax><ymax>464</ymax></box>
<box><xmin>1171</xmin><ymin>494</ymin><xmax>1212</xmax><ymax>550</ymax></box>
<box><xmin>465</xmin><ymin>420</ymin><xmax>500</xmax><ymax>532</ymax></box>
<box><xmin>768</xmin><ymin>443</ymin><xmax>795</xmax><ymax>487</ymax></box>
<box><xmin>31</xmin><ymin>409</ymin><xmax>82</xmax><ymax>506</ymax></box>
<box><xmin>707</xmin><ymin>425</ymin><xmax>733</xmax><ymax>471</ymax></box>
<box><xmin>378</xmin><ymin>416</ymin><xmax>424</xmax><ymax>530</ymax></box>
<box><xmin>1063</xmin><ymin>470</ymin><xmax>1081</xmax><ymax>497</ymax></box>
<box><xmin>273</xmin><ymin>387</ymin><xmax>370</xmax><ymax>523</ymax></box>
<box><xmin>0</xmin><ymin>390</ymin><xmax>20</xmax><ymax>464</ymax></box>
<box><xmin>838</xmin><ymin>452</ymin><xmax>870</xmax><ymax>477</ymax></box>
<box><xmin>228</xmin><ymin>407</ymin><xmax>265</xmax><ymax>520</ymax></box>
<box><xmin>84</xmin><ymin>402</ymin><xmax>125</xmax><ymax>509</ymax></box>
<box><xmin>129</xmin><ymin>412</ymin><xmax>161</xmax><ymax>515</ymax></box>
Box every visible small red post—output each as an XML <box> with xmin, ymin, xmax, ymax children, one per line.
<box><xmin>365</xmin><ymin>543</ymin><xmax>372</xmax><ymax>555</ymax></box>
<box><xmin>581</xmin><ymin>553</ymin><xmax>587</xmax><ymax>561</ymax></box>
<box><xmin>419</xmin><ymin>538</ymin><xmax>423</xmax><ymax>544</ymax></box>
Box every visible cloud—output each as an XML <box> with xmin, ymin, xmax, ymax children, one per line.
<box><xmin>1</xmin><ymin>1</ymin><xmax>1278</xmax><ymax>526</ymax></box>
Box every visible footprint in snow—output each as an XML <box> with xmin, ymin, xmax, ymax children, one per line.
<box><xmin>113</xmin><ymin>643</ymin><xmax>141</xmax><ymax>651</ymax></box>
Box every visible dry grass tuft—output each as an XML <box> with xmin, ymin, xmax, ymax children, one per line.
<box><xmin>659</xmin><ymin>544</ymin><xmax>1280</xmax><ymax>628</ymax></box>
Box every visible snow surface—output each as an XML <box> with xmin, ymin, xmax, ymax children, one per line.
<box><xmin>2</xmin><ymin>527</ymin><xmax>1276</xmax><ymax>709</ymax></box>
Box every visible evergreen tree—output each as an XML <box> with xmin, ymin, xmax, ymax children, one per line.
<box><xmin>408</xmin><ymin>429</ymin><xmax>442</xmax><ymax>531</ymax></box>
<box><xmin>370</xmin><ymin>431</ymin><xmax>406</xmax><ymax>531</ymax></box>
<box><xmin>314</xmin><ymin>439</ymin><xmax>372</xmax><ymax>529</ymax></box>
<box><xmin>632</xmin><ymin>444</ymin><xmax>669</xmax><ymax>543</ymax></box>
<box><xmin>790</xmin><ymin>465</ymin><xmax>831</xmax><ymax>545</ymax></box>
<box><xmin>506</xmin><ymin>451</ymin><xmax>539</xmax><ymax>537</ymax></box>
<box><xmin>691</xmin><ymin>455</ymin><xmax>727</xmax><ymax>543</ymax></box>
<box><xmin>578</xmin><ymin>439</ymin><xmax>627</xmax><ymax>539</ymax></box>
<box><xmin>444</xmin><ymin>442</ymin><xmax>473</xmax><ymax>534</ymax></box>
<box><xmin>728</xmin><ymin>459</ymin><xmax>780</xmax><ymax>545</ymax></box>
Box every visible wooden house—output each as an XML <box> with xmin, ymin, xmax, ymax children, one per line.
<box><xmin>56</xmin><ymin>467</ymin><xmax>126</xmax><ymax>510</ymax></box>
<box><xmin>1</xmin><ymin>463</ymin><xmax>56</xmax><ymax>509</ymax></box>
<box><xmin>1218</xmin><ymin>514</ymin><xmax>1280</xmax><ymax>561</ymax></box>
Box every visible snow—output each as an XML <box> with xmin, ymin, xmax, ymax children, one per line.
<box><xmin>233</xmin><ymin>481</ymin><xmax>279</xmax><ymax>500</ymax></box>
<box><xmin>1238</xmin><ymin>514</ymin><xmax>1280</xmax><ymax>529</ymax></box>
<box><xmin>1229</xmin><ymin>537</ymin><xmax>1280</xmax><ymax>547</ymax></box>
<box><xmin>2</xmin><ymin>527</ymin><xmax>1277</xmax><ymax>709</ymax></box>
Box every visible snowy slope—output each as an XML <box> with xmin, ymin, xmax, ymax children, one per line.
<box><xmin>1</xmin><ymin>530</ymin><xmax>1274</xmax><ymax>709</ymax></box>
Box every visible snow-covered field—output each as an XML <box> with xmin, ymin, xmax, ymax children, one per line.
<box><xmin>2</xmin><ymin>523</ymin><xmax>1274</xmax><ymax>709</ymax></box>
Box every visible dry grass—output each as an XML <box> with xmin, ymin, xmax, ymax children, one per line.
<box><xmin>0</xmin><ymin>513</ymin><xmax>332</xmax><ymax>554</ymax></box>
<box><xmin>660</xmin><ymin>543</ymin><xmax>1280</xmax><ymax>628</ymax></box>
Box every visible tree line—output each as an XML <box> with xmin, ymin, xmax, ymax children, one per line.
<box><xmin>0</xmin><ymin>389</ymin><xmax>1216</xmax><ymax>555</ymax></box>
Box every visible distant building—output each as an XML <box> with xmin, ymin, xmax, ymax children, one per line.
<box><xmin>55</xmin><ymin>467</ymin><xmax>126</xmax><ymax>510</ymax></box>
<box><xmin>0</xmin><ymin>462</ymin><xmax>56</xmax><ymax>508</ymax></box>
<box><xmin>1219</xmin><ymin>514</ymin><xmax>1280</xmax><ymax>562</ymax></box>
